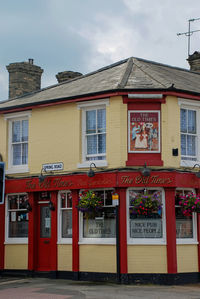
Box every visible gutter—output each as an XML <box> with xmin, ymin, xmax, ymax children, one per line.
<box><xmin>1</xmin><ymin>88</ymin><xmax>200</xmax><ymax>114</ymax></box>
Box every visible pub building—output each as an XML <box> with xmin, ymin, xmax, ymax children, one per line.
<box><xmin>0</xmin><ymin>55</ymin><xmax>200</xmax><ymax>284</ymax></box>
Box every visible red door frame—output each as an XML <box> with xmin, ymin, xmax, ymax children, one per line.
<box><xmin>28</xmin><ymin>191</ymin><xmax>57</xmax><ymax>272</ymax></box>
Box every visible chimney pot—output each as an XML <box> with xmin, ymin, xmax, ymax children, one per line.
<box><xmin>187</xmin><ymin>51</ymin><xmax>200</xmax><ymax>73</ymax></box>
<box><xmin>56</xmin><ymin>71</ymin><xmax>82</xmax><ymax>83</ymax></box>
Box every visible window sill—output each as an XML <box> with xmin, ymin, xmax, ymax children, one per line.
<box><xmin>79</xmin><ymin>238</ymin><xmax>116</xmax><ymax>245</ymax></box>
<box><xmin>176</xmin><ymin>240</ymin><xmax>198</xmax><ymax>245</ymax></box>
<box><xmin>4</xmin><ymin>239</ymin><xmax>28</xmax><ymax>245</ymax></box>
<box><xmin>180</xmin><ymin>160</ymin><xmax>199</xmax><ymax>168</ymax></box>
<box><xmin>57</xmin><ymin>240</ymin><xmax>72</xmax><ymax>245</ymax></box>
<box><xmin>6</xmin><ymin>166</ymin><xmax>29</xmax><ymax>175</ymax></box>
<box><xmin>77</xmin><ymin>161</ymin><xmax>108</xmax><ymax>168</ymax></box>
<box><xmin>127</xmin><ymin>239</ymin><xmax>166</xmax><ymax>245</ymax></box>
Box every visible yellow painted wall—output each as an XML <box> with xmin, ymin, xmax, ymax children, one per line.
<box><xmin>29</xmin><ymin>104</ymin><xmax>81</xmax><ymax>173</ymax></box>
<box><xmin>161</xmin><ymin>96</ymin><xmax>180</xmax><ymax>168</ymax></box>
<box><xmin>79</xmin><ymin>245</ymin><xmax>116</xmax><ymax>273</ymax></box>
<box><xmin>177</xmin><ymin>245</ymin><xmax>198</xmax><ymax>273</ymax></box>
<box><xmin>5</xmin><ymin>244</ymin><xmax>28</xmax><ymax>269</ymax></box>
<box><xmin>57</xmin><ymin>244</ymin><xmax>72</xmax><ymax>271</ymax></box>
<box><xmin>107</xmin><ymin>96</ymin><xmax>127</xmax><ymax>167</ymax></box>
<box><xmin>29</xmin><ymin>96</ymin><xmax>127</xmax><ymax>174</ymax></box>
<box><xmin>128</xmin><ymin>245</ymin><xmax>167</xmax><ymax>273</ymax></box>
<box><xmin>1</xmin><ymin>94</ymin><xmax>184</xmax><ymax>174</ymax></box>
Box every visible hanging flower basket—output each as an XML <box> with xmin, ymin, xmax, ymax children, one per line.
<box><xmin>77</xmin><ymin>190</ymin><xmax>103</xmax><ymax>214</ymax></box>
<box><xmin>130</xmin><ymin>191</ymin><xmax>162</xmax><ymax>217</ymax></box>
<box><xmin>179</xmin><ymin>192</ymin><xmax>200</xmax><ymax>216</ymax></box>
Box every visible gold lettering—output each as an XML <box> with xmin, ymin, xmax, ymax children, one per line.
<box><xmin>121</xmin><ymin>176</ymin><xmax>133</xmax><ymax>184</ymax></box>
<box><xmin>135</xmin><ymin>176</ymin><xmax>149</xmax><ymax>184</ymax></box>
<box><xmin>26</xmin><ymin>180</ymin><xmax>36</xmax><ymax>190</ymax></box>
<box><xmin>52</xmin><ymin>178</ymin><xmax>73</xmax><ymax>188</ymax></box>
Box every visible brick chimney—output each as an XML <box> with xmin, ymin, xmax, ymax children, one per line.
<box><xmin>187</xmin><ymin>51</ymin><xmax>200</xmax><ymax>73</ymax></box>
<box><xmin>6</xmin><ymin>59</ymin><xmax>43</xmax><ymax>99</ymax></box>
<box><xmin>56</xmin><ymin>71</ymin><xmax>82</xmax><ymax>83</ymax></box>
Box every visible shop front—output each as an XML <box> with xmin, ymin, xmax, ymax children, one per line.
<box><xmin>1</xmin><ymin>170</ymin><xmax>200</xmax><ymax>284</ymax></box>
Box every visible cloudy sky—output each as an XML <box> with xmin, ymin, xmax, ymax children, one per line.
<box><xmin>0</xmin><ymin>0</ymin><xmax>200</xmax><ymax>101</ymax></box>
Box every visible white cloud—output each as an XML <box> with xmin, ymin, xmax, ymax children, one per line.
<box><xmin>75</xmin><ymin>14</ymin><xmax>141</xmax><ymax>70</ymax></box>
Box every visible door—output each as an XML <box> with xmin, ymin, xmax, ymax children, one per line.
<box><xmin>36</xmin><ymin>202</ymin><xmax>52</xmax><ymax>271</ymax></box>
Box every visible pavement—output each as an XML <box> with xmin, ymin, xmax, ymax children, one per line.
<box><xmin>0</xmin><ymin>277</ymin><xmax>200</xmax><ymax>299</ymax></box>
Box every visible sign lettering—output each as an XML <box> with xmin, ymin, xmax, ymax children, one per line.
<box><xmin>121</xmin><ymin>175</ymin><xmax>173</xmax><ymax>186</ymax></box>
<box><xmin>130</xmin><ymin>219</ymin><xmax>162</xmax><ymax>238</ymax></box>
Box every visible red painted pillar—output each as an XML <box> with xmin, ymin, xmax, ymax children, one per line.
<box><xmin>50</xmin><ymin>191</ymin><xmax>58</xmax><ymax>271</ymax></box>
<box><xmin>197</xmin><ymin>214</ymin><xmax>200</xmax><ymax>272</ymax></box>
<box><xmin>72</xmin><ymin>189</ymin><xmax>79</xmax><ymax>279</ymax></box>
<box><xmin>117</xmin><ymin>188</ymin><xmax>128</xmax><ymax>282</ymax></box>
<box><xmin>28</xmin><ymin>192</ymin><xmax>36</xmax><ymax>271</ymax></box>
<box><xmin>0</xmin><ymin>203</ymin><xmax>5</xmax><ymax>270</ymax></box>
<box><xmin>165</xmin><ymin>187</ymin><xmax>177</xmax><ymax>273</ymax></box>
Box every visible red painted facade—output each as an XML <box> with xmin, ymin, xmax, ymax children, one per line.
<box><xmin>2</xmin><ymin>169</ymin><xmax>200</xmax><ymax>278</ymax></box>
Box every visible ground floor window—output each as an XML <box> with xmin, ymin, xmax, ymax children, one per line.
<box><xmin>6</xmin><ymin>194</ymin><xmax>29</xmax><ymax>241</ymax></box>
<box><xmin>175</xmin><ymin>189</ymin><xmax>196</xmax><ymax>240</ymax></box>
<box><xmin>128</xmin><ymin>188</ymin><xmax>165</xmax><ymax>243</ymax></box>
<box><xmin>58</xmin><ymin>191</ymin><xmax>72</xmax><ymax>241</ymax></box>
<box><xmin>80</xmin><ymin>189</ymin><xmax>115</xmax><ymax>241</ymax></box>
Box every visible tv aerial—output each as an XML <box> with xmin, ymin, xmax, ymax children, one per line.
<box><xmin>177</xmin><ymin>18</ymin><xmax>200</xmax><ymax>56</ymax></box>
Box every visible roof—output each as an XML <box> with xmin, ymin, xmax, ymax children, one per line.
<box><xmin>1</xmin><ymin>57</ymin><xmax>200</xmax><ymax>111</ymax></box>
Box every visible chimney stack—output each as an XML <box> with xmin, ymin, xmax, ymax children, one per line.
<box><xmin>56</xmin><ymin>71</ymin><xmax>82</xmax><ymax>83</ymax></box>
<box><xmin>6</xmin><ymin>59</ymin><xmax>43</xmax><ymax>99</ymax></box>
<box><xmin>187</xmin><ymin>51</ymin><xmax>200</xmax><ymax>73</ymax></box>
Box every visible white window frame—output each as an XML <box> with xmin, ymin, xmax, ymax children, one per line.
<box><xmin>77</xmin><ymin>99</ymin><xmax>109</xmax><ymax>168</ymax></box>
<box><xmin>175</xmin><ymin>188</ymin><xmax>198</xmax><ymax>245</ymax></box>
<box><xmin>5</xmin><ymin>193</ymin><xmax>29</xmax><ymax>244</ymax></box>
<box><xmin>79</xmin><ymin>188</ymin><xmax>116</xmax><ymax>244</ymax></box>
<box><xmin>4</xmin><ymin>111</ymin><xmax>31</xmax><ymax>174</ymax></box>
<box><xmin>57</xmin><ymin>190</ymin><xmax>72</xmax><ymax>244</ymax></box>
<box><xmin>127</xmin><ymin>187</ymin><xmax>166</xmax><ymax>245</ymax></box>
<box><xmin>178</xmin><ymin>98</ymin><xmax>200</xmax><ymax>167</ymax></box>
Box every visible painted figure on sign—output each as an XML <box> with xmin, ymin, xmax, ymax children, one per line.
<box><xmin>132</xmin><ymin>123</ymin><xmax>140</xmax><ymax>140</ymax></box>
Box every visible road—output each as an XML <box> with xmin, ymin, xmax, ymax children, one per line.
<box><xmin>0</xmin><ymin>277</ymin><xmax>200</xmax><ymax>299</ymax></box>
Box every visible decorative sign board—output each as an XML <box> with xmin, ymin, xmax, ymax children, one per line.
<box><xmin>128</xmin><ymin>110</ymin><xmax>160</xmax><ymax>153</ymax></box>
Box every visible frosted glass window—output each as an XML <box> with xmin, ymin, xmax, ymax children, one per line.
<box><xmin>7</xmin><ymin>194</ymin><xmax>29</xmax><ymax>238</ymax></box>
<box><xmin>59</xmin><ymin>191</ymin><xmax>72</xmax><ymax>239</ymax></box>
<box><xmin>175</xmin><ymin>190</ymin><xmax>195</xmax><ymax>239</ymax></box>
<box><xmin>81</xmin><ymin>190</ymin><xmax>116</xmax><ymax>239</ymax></box>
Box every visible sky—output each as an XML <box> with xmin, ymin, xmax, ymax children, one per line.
<box><xmin>0</xmin><ymin>0</ymin><xmax>200</xmax><ymax>101</ymax></box>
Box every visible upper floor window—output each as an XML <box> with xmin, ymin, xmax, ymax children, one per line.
<box><xmin>11</xmin><ymin>119</ymin><xmax>28</xmax><ymax>166</ymax></box>
<box><xmin>4</xmin><ymin>111</ymin><xmax>31</xmax><ymax>174</ymax></box>
<box><xmin>85</xmin><ymin>108</ymin><xmax>106</xmax><ymax>161</ymax></box>
<box><xmin>77</xmin><ymin>99</ymin><xmax>109</xmax><ymax>168</ymax></box>
<box><xmin>181</xmin><ymin>108</ymin><xmax>197</xmax><ymax>162</ymax></box>
<box><xmin>5</xmin><ymin>193</ymin><xmax>29</xmax><ymax>243</ymax></box>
